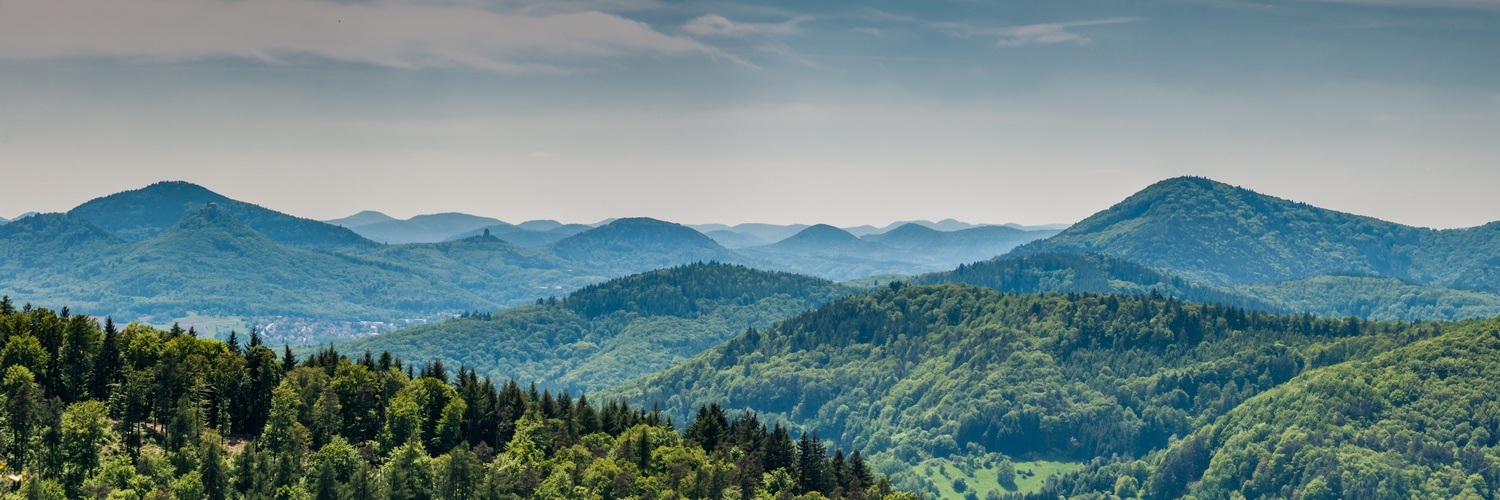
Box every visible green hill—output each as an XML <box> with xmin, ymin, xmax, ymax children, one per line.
<box><xmin>1043</xmin><ymin>316</ymin><xmax>1500</xmax><ymax>500</ymax></box>
<box><xmin>1238</xmin><ymin>274</ymin><xmax>1500</xmax><ymax>321</ymax></box>
<box><xmin>330</xmin><ymin>263</ymin><xmax>856</xmax><ymax>391</ymax></box>
<box><xmin>1007</xmin><ymin>176</ymin><xmax>1500</xmax><ymax>289</ymax></box>
<box><xmin>357</xmin><ymin>234</ymin><xmax>605</xmax><ymax>307</ymax></box>
<box><xmin>912</xmin><ymin>253</ymin><xmax>1275</xmax><ymax>311</ymax></box>
<box><xmin>602</xmin><ymin>284</ymin><xmax>1441</xmax><ymax>488</ymax></box>
<box><xmin>324</xmin><ymin>209</ymin><xmax>397</xmax><ymax>228</ymax></box>
<box><xmin>347</xmin><ymin>212</ymin><xmax>504</xmax><ymax>244</ymax></box>
<box><xmin>0</xmin><ymin>210</ymin><xmax>490</xmax><ymax>320</ymax></box>
<box><xmin>69</xmin><ymin>180</ymin><xmax>376</xmax><ymax>249</ymax></box>
<box><xmin>545</xmin><ymin>218</ymin><xmax>742</xmax><ymax>274</ymax></box>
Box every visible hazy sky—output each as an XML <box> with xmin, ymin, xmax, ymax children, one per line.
<box><xmin>2</xmin><ymin>0</ymin><xmax>1497</xmax><ymax>228</ymax></box>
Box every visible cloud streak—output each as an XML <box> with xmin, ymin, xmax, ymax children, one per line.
<box><xmin>0</xmin><ymin>0</ymin><xmax>717</xmax><ymax>72</ymax></box>
<box><xmin>946</xmin><ymin>18</ymin><xmax>1144</xmax><ymax>47</ymax></box>
<box><xmin>683</xmin><ymin>14</ymin><xmax>806</xmax><ymax>38</ymax></box>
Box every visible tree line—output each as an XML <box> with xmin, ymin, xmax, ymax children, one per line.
<box><xmin>0</xmin><ymin>296</ymin><xmax>916</xmax><ymax>500</ymax></box>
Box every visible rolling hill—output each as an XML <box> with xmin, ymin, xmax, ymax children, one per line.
<box><xmin>601</xmin><ymin>283</ymin><xmax>1445</xmax><ymax>496</ymax></box>
<box><xmin>864</xmin><ymin>224</ymin><xmax>1061</xmax><ymax>265</ymax></box>
<box><xmin>0</xmin><ymin>210</ymin><xmax>488</xmax><ymax>320</ymax></box>
<box><xmin>324</xmin><ymin>210</ymin><xmax>397</xmax><ymax>228</ymax></box>
<box><xmin>912</xmin><ymin>253</ymin><xmax>1275</xmax><ymax>311</ymax></box>
<box><xmin>1237</xmin><ymin>274</ymin><xmax>1500</xmax><ymax>321</ymax></box>
<box><xmin>1142</xmin><ymin>316</ymin><xmax>1500</xmax><ymax>499</ymax></box>
<box><xmin>545</xmin><ymin>217</ymin><xmax>742</xmax><ymax>275</ymax></box>
<box><xmin>346</xmin><ymin>212</ymin><xmax>504</xmax><ymax>244</ymax></box>
<box><xmin>329</xmin><ymin>263</ymin><xmax>858</xmax><ymax>391</ymax></box>
<box><xmin>1006</xmin><ymin>176</ymin><xmax>1500</xmax><ymax>290</ymax></box>
<box><xmin>68</xmin><ymin>180</ymin><xmax>376</xmax><ymax>250</ymax></box>
<box><xmin>761</xmin><ymin>224</ymin><xmax>877</xmax><ymax>257</ymax></box>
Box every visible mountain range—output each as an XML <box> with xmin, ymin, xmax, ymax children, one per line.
<box><xmin>7</xmin><ymin>174</ymin><xmax>1500</xmax><ymax>499</ymax></box>
<box><xmin>0</xmin><ymin>182</ymin><xmax>1067</xmax><ymax>323</ymax></box>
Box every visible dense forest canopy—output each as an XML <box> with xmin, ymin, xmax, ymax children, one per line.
<box><xmin>603</xmin><ymin>283</ymin><xmax>1448</xmax><ymax>492</ymax></box>
<box><xmin>330</xmin><ymin>263</ymin><xmax>859</xmax><ymax>392</ymax></box>
<box><xmin>0</xmin><ymin>297</ymin><xmax>913</xmax><ymax>500</ymax></box>
<box><xmin>911</xmin><ymin>253</ymin><xmax>1276</xmax><ymax>312</ymax></box>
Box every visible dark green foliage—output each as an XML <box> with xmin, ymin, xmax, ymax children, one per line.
<box><xmin>0</xmin><ymin>302</ymin><xmax>908</xmax><ymax>500</ymax></box>
<box><xmin>332</xmin><ymin>263</ymin><xmax>855</xmax><ymax>391</ymax></box>
<box><xmin>607</xmin><ymin>284</ymin><xmax>1439</xmax><ymax>463</ymax></box>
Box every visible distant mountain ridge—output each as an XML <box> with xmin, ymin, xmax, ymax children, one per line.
<box><xmin>69</xmin><ymin>181</ymin><xmax>375</xmax><ymax>250</ymax></box>
<box><xmin>349</xmin><ymin>212</ymin><xmax>503</xmax><ymax>244</ymax></box>
<box><xmin>325</xmin><ymin>210</ymin><xmax>397</xmax><ymax>228</ymax></box>
<box><xmin>1008</xmin><ymin>176</ymin><xmax>1500</xmax><ymax>290</ymax></box>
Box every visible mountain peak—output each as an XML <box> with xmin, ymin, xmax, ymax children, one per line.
<box><xmin>69</xmin><ymin>181</ymin><xmax>375</xmax><ymax>249</ymax></box>
<box><xmin>779</xmin><ymin>224</ymin><xmax>862</xmax><ymax>244</ymax></box>
<box><xmin>549</xmin><ymin>217</ymin><xmax>737</xmax><ymax>274</ymax></box>
<box><xmin>1006</xmin><ymin>175</ymin><xmax>1436</xmax><ymax>285</ymax></box>
<box><xmin>326</xmin><ymin>210</ymin><xmax>397</xmax><ymax>228</ymax></box>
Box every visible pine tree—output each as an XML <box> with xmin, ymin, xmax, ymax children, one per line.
<box><xmin>282</xmin><ymin>345</ymin><xmax>297</xmax><ymax>373</ymax></box>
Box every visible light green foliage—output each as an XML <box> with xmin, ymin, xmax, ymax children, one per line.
<box><xmin>608</xmin><ymin>284</ymin><xmax>1435</xmax><ymax>463</ymax></box>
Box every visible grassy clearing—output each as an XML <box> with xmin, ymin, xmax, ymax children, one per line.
<box><xmin>912</xmin><ymin>456</ymin><xmax>1082</xmax><ymax>500</ymax></box>
<box><xmin>150</xmin><ymin>313</ymin><xmax>248</xmax><ymax>341</ymax></box>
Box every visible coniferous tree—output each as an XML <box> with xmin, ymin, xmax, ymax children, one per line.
<box><xmin>282</xmin><ymin>345</ymin><xmax>297</xmax><ymax>373</ymax></box>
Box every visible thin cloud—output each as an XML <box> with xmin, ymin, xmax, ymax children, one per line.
<box><xmin>1300</xmin><ymin>0</ymin><xmax>1500</xmax><ymax>10</ymax></box>
<box><xmin>683</xmin><ymin>14</ymin><xmax>806</xmax><ymax>37</ymax></box>
<box><xmin>966</xmin><ymin>18</ymin><xmax>1143</xmax><ymax>47</ymax></box>
<box><xmin>0</xmin><ymin>0</ymin><xmax>719</xmax><ymax>73</ymax></box>
<box><xmin>856</xmin><ymin>10</ymin><xmax>1141</xmax><ymax>48</ymax></box>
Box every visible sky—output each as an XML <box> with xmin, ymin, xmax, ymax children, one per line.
<box><xmin>1</xmin><ymin>0</ymin><xmax>1497</xmax><ymax>228</ymax></box>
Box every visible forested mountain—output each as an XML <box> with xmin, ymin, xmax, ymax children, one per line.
<box><xmin>446</xmin><ymin>223</ymin><xmax>591</xmax><ymax>247</ymax></box>
<box><xmin>912</xmin><ymin>253</ymin><xmax>1275</xmax><ymax>311</ymax></box>
<box><xmin>2</xmin><ymin>211</ymin><xmax>489</xmax><ymax>320</ymax></box>
<box><xmin>0</xmin><ymin>212</ymin><xmax>40</xmax><ymax>226</ymax></box>
<box><xmin>1238</xmin><ymin>274</ymin><xmax>1500</xmax><ymax>321</ymax></box>
<box><xmin>325</xmin><ymin>210</ymin><xmax>398</xmax><ymax>228</ymax></box>
<box><xmin>1007</xmin><ymin>176</ymin><xmax>1500</xmax><ymax>290</ymax></box>
<box><xmin>348</xmin><ymin>213</ymin><xmax>504</xmax><ymax>244</ymax></box>
<box><xmin>68</xmin><ymin>181</ymin><xmax>376</xmax><ymax>250</ymax></box>
<box><xmin>518</xmin><ymin>220</ymin><xmax>566</xmax><ymax>231</ymax></box>
<box><xmin>604</xmin><ymin>283</ymin><xmax>1449</xmax><ymax>495</ymax></box>
<box><xmin>761</xmin><ymin>225</ymin><xmax>876</xmax><ymax>257</ymax></box>
<box><xmin>546</xmin><ymin>218</ymin><xmax>743</xmax><ymax>275</ymax></box>
<box><xmin>1029</xmin><ymin>316</ymin><xmax>1500</xmax><ymax>500</ymax></box>
<box><xmin>0</xmin><ymin>302</ymin><xmax>911</xmax><ymax>500</ymax></box>
<box><xmin>703</xmin><ymin>230</ymin><xmax>768</xmax><ymax>249</ymax></box>
<box><xmin>329</xmin><ymin>263</ymin><xmax>857</xmax><ymax>391</ymax></box>
<box><xmin>355</xmin><ymin>234</ymin><xmax>605</xmax><ymax>308</ymax></box>
<box><xmin>741</xmin><ymin>225</ymin><xmax>1059</xmax><ymax>281</ymax></box>
<box><xmin>862</xmin><ymin>225</ymin><xmax>1061</xmax><ymax>265</ymax></box>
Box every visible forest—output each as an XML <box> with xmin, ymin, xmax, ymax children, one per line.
<box><xmin>331</xmin><ymin>263</ymin><xmax>857</xmax><ymax>392</ymax></box>
<box><xmin>603</xmin><ymin>283</ymin><xmax>1460</xmax><ymax>497</ymax></box>
<box><xmin>0</xmin><ymin>297</ymin><xmax>913</xmax><ymax>500</ymax></box>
